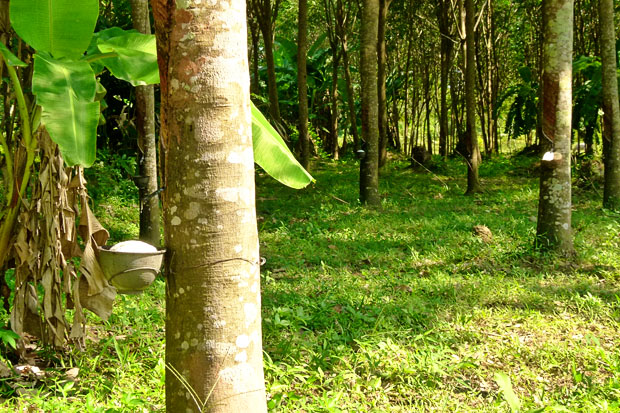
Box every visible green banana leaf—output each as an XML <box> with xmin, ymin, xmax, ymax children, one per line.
<box><xmin>0</xmin><ymin>43</ymin><xmax>26</xmax><ymax>67</ymax></box>
<box><xmin>32</xmin><ymin>53</ymin><xmax>99</xmax><ymax>167</ymax></box>
<box><xmin>251</xmin><ymin>102</ymin><xmax>314</xmax><ymax>189</ymax></box>
<box><xmin>85</xmin><ymin>27</ymin><xmax>128</xmax><ymax>74</ymax></box>
<box><xmin>9</xmin><ymin>0</ymin><xmax>98</xmax><ymax>59</ymax></box>
<box><xmin>95</xmin><ymin>32</ymin><xmax>160</xmax><ymax>86</ymax></box>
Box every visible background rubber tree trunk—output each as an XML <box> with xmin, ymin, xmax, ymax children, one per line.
<box><xmin>599</xmin><ymin>0</ymin><xmax>620</xmax><ymax>210</ymax></box>
<box><xmin>130</xmin><ymin>0</ymin><xmax>160</xmax><ymax>247</ymax></box>
<box><xmin>248</xmin><ymin>6</ymin><xmax>261</xmax><ymax>97</ymax></box>
<box><xmin>297</xmin><ymin>0</ymin><xmax>310</xmax><ymax>170</ymax></box>
<box><xmin>464</xmin><ymin>0</ymin><xmax>482</xmax><ymax>194</ymax></box>
<box><xmin>437</xmin><ymin>0</ymin><xmax>453</xmax><ymax>158</ymax></box>
<box><xmin>152</xmin><ymin>1</ymin><xmax>267</xmax><ymax>411</ymax></box>
<box><xmin>359</xmin><ymin>0</ymin><xmax>381</xmax><ymax>206</ymax></box>
<box><xmin>377</xmin><ymin>0</ymin><xmax>391</xmax><ymax>168</ymax></box>
<box><xmin>251</xmin><ymin>0</ymin><xmax>283</xmax><ymax>126</ymax></box>
<box><xmin>323</xmin><ymin>0</ymin><xmax>341</xmax><ymax>160</ymax></box>
<box><xmin>536</xmin><ymin>0</ymin><xmax>574</xmax><ymax>254</ymax></box>
<box><xmin>336</xmin><ymin>0</ymin><xmax>359</xmax><ymax>152</ymax></box>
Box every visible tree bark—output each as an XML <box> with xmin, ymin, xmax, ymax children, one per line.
<box><xmin>248</xmin><ymin>8</ymin><xmax>261</xmax><ymax>96</ymax></box>
<box><xmin>152</xmin><ymin>1</ymin><xmax>267</xmax><ymax>411</ymax></box>
<box><xmin>329</xmin><ymin>54</ymin><xmax>340</xmax><ymax>159</ymax></box>
<box><xmin>599</xmin><ymin>0</ymin><xmax>620</xmax><ymax>210</ymax></box>
<box><xmin>377</xmin><ymin>0</ymin><xmax>390</xmax><ymax>167</ymax></box>
<box><xmin>252</xmin><ymin>0</ymin><xmax>282</xmax><ymax>125</ymax></box>
<box><xmin>437</xmin><ymin>0</ymin><xmax>453</xmax><ymax>157</ymax></box>
<box><xmin>536</xmin><ymin>0</ymin><xmax>574</xmax><ymax>254</ymax></box>
<box><xmin>130</xmin><ymin>0</ymin><xmax>160</xmax><ymax>247</ymax></box>
<box><xmin>359</xmin><ymin>0</ymin><xmax>380</xmax><ymax>206</ymax></box>
<box><xmin>342</xmin><ymin>37</ymin><xmax>359</xmax><ymax>152</ymax></box>
<box><xmin>336</xmin><ymin>0</ymin><xmax>360</xmax><ymax>152</ymax></box>
<box><xmin>297</xmin><ymin>0</ymin><xmax>310</xmax><ymax>170</ymax></box>
<box><xmin>464</xmin><ymin>0</ymin><xmax>482</xmax><ymax>194</ymax></box>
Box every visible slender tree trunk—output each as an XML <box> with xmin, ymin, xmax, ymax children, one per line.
<box><xmin>297</xmin><ymin>0</ymin><xmax>310</xmax><ymax>170</ymax></box>
<box><xmin>464</xmin><ymin>0</ymin><xmax>482</xmax><ymax>194</ymax></box>
<box><xmin>342</xmin><ymin>38</ymin><xmax>359</xmax><ymax>151</ymax></box>
<box><xmin>377</xmin><ymin>0</ymin><xmax>390</xmax><ymax>167</ymax></box>
<box><xmin>599</xmin><ymin>0</ymin><xmax>620</xmax><ymax>210</ymax></box>
<box><xmin>536</xmin><ymin>0</ymin><xmax>574</xmax><ymax>254</ymax></box>
<box><xmin>329</xmin><ymin>54</ymin><xmax>340</xmax><ymax>159</ymax></box>
<box><xmin>248</xmin><ymin>10</ymin><xmax>261</xmax><ymax>96</ymax></box>
<box><xmin>130</xmin><ymin>0</ymin><xmax>160</xmax><ymax>247</ymax></box>
<box><xmin>337</xmin><ymin>0</ymin><xmax>360</xmax><ymax>152</ymax></box>
<box><xmin>403</xmin><ymin>34</ymin><xmax>412</xmax><ymax>156</ymax></box>
<box><xmin>252</xmin><ymin>0</ymin><xmax>282</xmax><ymax>125</ymax></box>
<box><xmin>360</xmin><ymin>0</ymin><xmax>380</xmax><ymax>206</ymax></box>
<box><xmin>263</xmin><ymin>32</ymin><xmax>281</xmax><ymax>123</ymax></box>
<box><xmin>437</xmin><ymin>0</ymin><xmax>453</xmax><ymax>157</ymax></box>
<box><xmin>152</xmin><ymin>1</ymin><xmax>267</xmax><ymax>411</ymax></box>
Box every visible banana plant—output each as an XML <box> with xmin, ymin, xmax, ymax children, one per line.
<box><xmin>4</xmin><ymin>0</ymin><xmax>313</xmax><ymax>189</ymax></box>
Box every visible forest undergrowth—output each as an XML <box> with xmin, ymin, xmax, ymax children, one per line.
<box><xmin>2</xmin><ymin>152</ymin><xmax>619</xmax><ymax>412</ymax></box>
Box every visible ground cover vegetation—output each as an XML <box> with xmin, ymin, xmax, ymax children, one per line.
<box><xmin>1</xmin><ymin>0</ymin><xmax>620</xmax><ymax>410</ymax></box>
<box><xmin>1</xmin><ymin>152</ymin><xmax>619</xmax><ymax>411</ymax></box>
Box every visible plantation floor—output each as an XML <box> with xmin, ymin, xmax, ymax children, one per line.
<box><xmin>2</xmin><ymin>154</ymin><xmax>620</xmax><ymax>412</ymax></box>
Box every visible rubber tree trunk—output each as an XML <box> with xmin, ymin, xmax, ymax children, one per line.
<box><xmin>359</xmin><ymin>0</ymin><xmax>381</xmax><ymax>206</ymax></box>
<box><xmin>152</xmin><ymin>1</ymin><xmax>267</xmax><ymax>411</ymax></box>
<box><xmin>336</xmin><ymin>0</ymin><xmax>359</xmax><ymax>152</ymax></box>
<box><xmin>342</xmin><ymin>37</ymin><xmax>360</xmax><ymax>152</ymax></box>
<box><xmin>464</xmin><ymin>0</ymin><xmax>482</xmax><ymax>194</ymax></box>
<box><xmin>329</xmin><ymin>53</ymin><xmax>340</xmax><ymax>160</ymax></box>
<box><xmin>377</xmin><ymin>0</ymin><xmax>390</xmax><ymax>167</ymax></box>
<box><xmin>263</xmin><ymin>32</ymin><xmax>282</xmax><ymax>123</ymax></box>
<box><xmin>437</xmin><ymin>0</ymin><xmax>453</xmax><ymax>157</ymax></box>
<box><xmin>130</xmin><ymin>0</ymin><xmax>160</xmax><ymax>247</ymax></box>
<box><xmin>599</xmin><ymin>0</ymin><xmax>620</xmax><ymax>210</ymax></box>
<box><xmin>536</xmin><ymin>0</ymin><xmax>574</xmax><ymax>254</ymax></box>
<box><xmin>297</xmin><ymin>0</ymin><xmax>310</xmax><ymax>170</ymax></box>
<box><xmin>252</xmin><ymin>0</ymin><xmax>282</xmax><ymax>125</ymax></box>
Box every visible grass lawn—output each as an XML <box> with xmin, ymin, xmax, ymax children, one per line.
<box><xmin>2</xmin><ymin>153</ymin><xmax>619</xmax><ymax>412</ymax></box>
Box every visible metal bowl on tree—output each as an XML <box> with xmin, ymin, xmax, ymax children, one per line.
<box><xmin>97</xmin><ymin>240</ymin><xmax>165</xmax><ymax>294</ymax></box>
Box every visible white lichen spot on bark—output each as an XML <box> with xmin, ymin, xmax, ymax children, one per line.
<box><xmin>215</xmin><ymin>187</ymin><xmax>252</xmax><ymax>205</ymax></box>
<box><xmin>235</xmin><ymin>351</ymin><xmax>248</xmax><ymax>363</ymax></box>
<box><xmin>171</xmin><ymin>78</ymin><xmax>179</xmax><ymax>91</ymax></box>
<box><xmin>181</xmin><ymin>341</ymin><xmax>189</xmax><ymax>350</ymax></box>
<box><xmin>218</xmin><ymin>363</ymin><xmax>256</xmax><ymax>393</ymax></box>
<box><xmin>184</xmin><ymin>202</ymin><xmax>201</xmax><ymax>220</ymax></box>
<box><xmin>244</xmin><ymin>303</ymin><xmax>258</xmax><ymax>326</ymax></box>
<box><xmin>180</xmin><ymin>32</ymin><xmax>195</xmax><ymax>43</ymax></box>
<box><xmin>179</xmin><ymin>287</ymin><xmax>185</xmax><ymax>295</ymax></box>
<box><xmin>234</xmin><ymin>244</ymin><xmax>243</xmax><ymax>253</ymax></box>
<box><xmin>236</xmin><ymin>334</ymin><xmax>250</xmax><ymax>349</ymax></box>
<box><xmin>227</xmin><ymin>147</ymin><xmax>254</xmax><ymax>170</ymax></box>
<box><xmin>197</xmin><ymin>324</ymin><xmax>203</xmax><ymax>330</ymax></box>
<box><xmin>171</xmin><ymin>216</ymin><xmax>182</xmax><ymax>226</ymax></box>
<box><xmin>202</xmin><ymin>340</ymin><xmax>235</xmax><ymax>357</ymax></box>
<box><xmin>174</xmin><ymin>331</ymin><xmax>181</xmax><ymax>339</ymax></box>
<box><xmin>191</xmin><ymin>338</ymin><xmax>198</xmax><ymax>347</ymax></box>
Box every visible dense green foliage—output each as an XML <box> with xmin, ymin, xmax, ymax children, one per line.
<box><xmin>2</xmin><ymin>152</ymin><xmax>619</xmax><ymax>411</ymax></box>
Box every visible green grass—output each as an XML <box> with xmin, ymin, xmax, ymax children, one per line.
<box><xmin>2</xmin><ymin>153</ymin><xmax>620</xmax><ymax>411</ymax></box>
